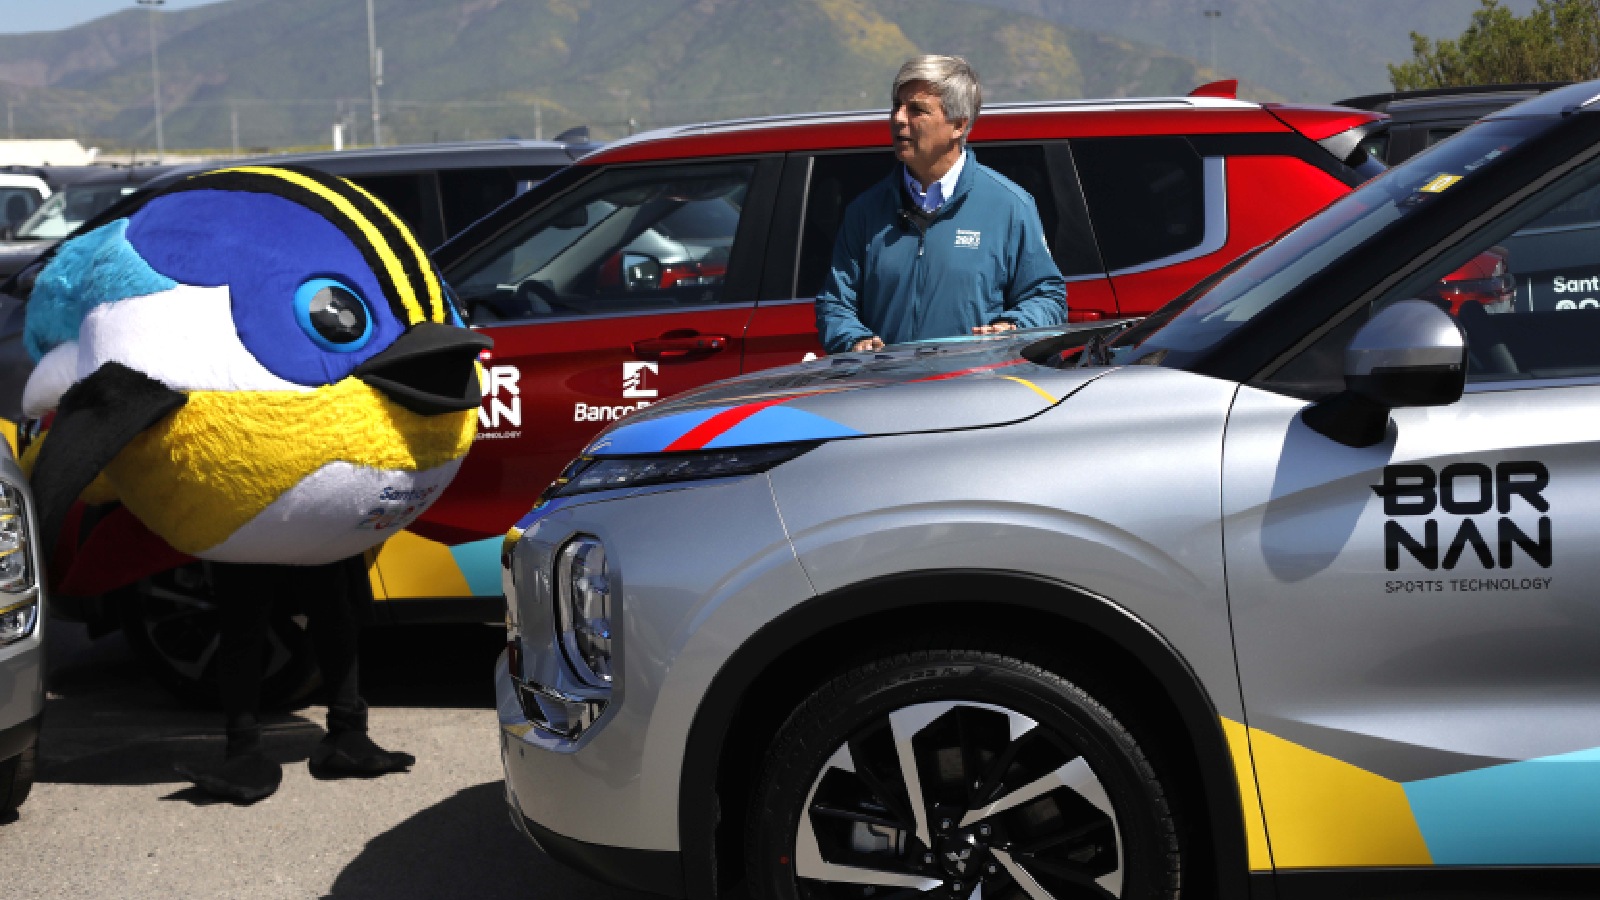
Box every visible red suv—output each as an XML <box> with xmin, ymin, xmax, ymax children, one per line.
<box><xmin>418</xmin><ymin>86</ymin><xmax>1384</xmax><ymax>580</ymax></box>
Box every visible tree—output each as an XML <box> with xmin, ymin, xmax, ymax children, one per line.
<box><xmin>1389</xmin><ymin>0</ymin><xmax>1600</xmax><ymax>90</ymax></box>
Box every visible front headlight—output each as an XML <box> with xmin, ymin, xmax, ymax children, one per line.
<box><xmin>0</xmin><ymin>482</ymin><xmax>35</xmax><ymax>646</ymax></box>
<box><xmin>555</xmin><ymin>536</ymin><xmax>613</xmax><ymax>688</ymax></box>
<box><xmin>0</xmin><ymin>482</ymin><xmax>31</xmax><ymax>595</ymax></box>
<box><xmin>541</xmin><ymin>444</ymin><xmax>817</xmax><ymax>503</ymax></box>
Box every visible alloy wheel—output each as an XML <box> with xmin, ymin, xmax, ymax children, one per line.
<box><xmin>796</xmin><ymin>700</ymin><xmax>1124</xmax><ymax>899</ymax></box>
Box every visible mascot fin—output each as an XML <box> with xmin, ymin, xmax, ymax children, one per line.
<box><xmin>31</xmin><ymin>362</ymin><xmax>187</xmax><ymax>557</ymax></box>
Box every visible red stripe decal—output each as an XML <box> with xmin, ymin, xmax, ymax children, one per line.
<box><xmin>663</xmin><ymin>397</ymin><xmax>795</xmax><ymax>451</ymax></box>
<box><xmin>907</xmin><ymin>358</ymin><xmax>1028</xmax><ymax>383</ymax></box>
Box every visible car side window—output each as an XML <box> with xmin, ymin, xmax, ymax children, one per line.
<box><xmin>0</xmin><ymin>188</ymin><xmax>40</xmax><ymax>230</ymax></box>
<box><xmin>795</xmin><ymin>151</ymin><xmax>897</xmax><ymax>300</ymax></box>
<box><xmin>439</xmin><ymin>167</ymin><xmax>560</xmax><ymax>239</ymax></box>
<box><xmin>346</xmin><ymin>173</ymin><xmax>439</xmax><ymax>246</ymax></box>
<box><xmin>1266</xmin><ymin>157</ymin><xmax>1600</xmax><ymax>395</ymax></box>
<box><xmin>793</xmin><ymin>143</ymin><xmax>1101</xmax><ymax>299</ymax></box>
<box><xmin>1071</xmin><ymin>137</ymin><xmax>1206</xmax><ymax>272</ymax></box>
<box><xmin>450</xmin><ymin>162</ymin><xmax>757</xmax><ymax>323</ymax></box>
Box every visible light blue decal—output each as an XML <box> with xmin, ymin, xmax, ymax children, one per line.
<box><xmin>449</xmin><ymin>536</ymin><xmax>505</xmax><ymax>597</ymax></box>
<box><xmin>1406</xmin><ymin>746</ymin><xmax>1600</xmax><ymax>864</ymax></box>
<box><xmin>590</xmin><ymin>406</ymin><xmax>728</xmax><ymax>454</ymax></box>
<box><xmin>705</xmin><ymin>406</ymin><xmax>861</xmax><ymax>448</ymax></box>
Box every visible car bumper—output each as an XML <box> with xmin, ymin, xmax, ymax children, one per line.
<box><xmin>495</xmin><ymin>475</ymin><xmax>814</xmax><ymax>894</ymax></box>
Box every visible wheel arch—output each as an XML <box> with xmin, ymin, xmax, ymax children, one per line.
<box><xmin>676</xmin><ymin>569</ymin><xmax>1251</xmax><ymax>900</ymax></box>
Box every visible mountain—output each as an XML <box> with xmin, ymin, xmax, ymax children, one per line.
<box><xmin>0</xmin><ymin>0</ymin><xmax>1224</xmax><ymax>152</ymax></box>
<box><xmin>961</xmin><ymin>0</ymin><xmax>1542</xmax><ymax>103</ymax></box>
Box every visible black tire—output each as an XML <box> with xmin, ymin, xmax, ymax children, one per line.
<box><xmin>118</xmin><ymin>563</ymin><xmax>320</xmax><ymax>710</ymax></box>
<box><xmin>747</xmin><ymin>645</ymin><xmax>1181</xmax><ymax>900</ymax></box>
<box><xmin>0</xmin><ymin>741</ymin><xmax>36</xmax><ymax>816</ymax></box>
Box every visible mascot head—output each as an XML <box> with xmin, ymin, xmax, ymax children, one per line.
<box><xmin>22</xmin><ymin>165</ymin><xmax>489</xmax><ymax>568</ymax></box>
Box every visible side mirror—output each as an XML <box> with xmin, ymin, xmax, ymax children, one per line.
<box><xmin>550</xmin><ymin>205</ymin><xmax>588</xmax><ymax>229</ymax></box>
<box><xmin>621</xmin><ymin>253</ymin><xmax>662</xmax><ymax>292</ymax></box>
<box><xmin>1303</xmin><ymin>299</ymin><xmax>1466</xmax><ymax>447</ymax></box>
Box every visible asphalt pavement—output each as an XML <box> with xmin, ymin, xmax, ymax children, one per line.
<box><xmin>2</xmin><ymin>616</ymin><xmax>659</xmax><ymax>900</ymax></box>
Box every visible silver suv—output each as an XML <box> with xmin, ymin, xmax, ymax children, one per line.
<box><xmin>497</xmin><ymin>81</ymin><xmax>1600</xmax><ymax>898</ymax></box>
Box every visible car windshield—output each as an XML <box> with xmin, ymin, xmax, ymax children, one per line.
<box><xmin>1104</xmin><ymin>117</ymin><xmax>1549</xmax><ymax>367</ymax></box>
<box><xmin>15</xmin><ymin>182</ymin><xmax>141</xmax><ymax>239</ymax></box>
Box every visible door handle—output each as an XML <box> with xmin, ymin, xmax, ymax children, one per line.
<box><xmin>632</xmin><ymin>334</ymin><xmax>728</xmax><ymax>360</ymax></box>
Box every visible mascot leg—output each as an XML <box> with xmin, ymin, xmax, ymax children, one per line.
<box><xmin>173</xmin><ymin>563</ymin><xmax>284</xmax><ymax>803</ymax></box>
<box><xmin>306</xmin><ymin>558</ymin><xmax>414</xmax><ymax>778</ymax></box>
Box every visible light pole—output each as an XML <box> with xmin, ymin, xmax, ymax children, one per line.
<box><xmin>1203</xmin><ymin>8</ymin><xmax>1222</xmax><ymax>74</ymax></box>
<box><xmin>366</xmin><ymin>0</ymin><xmax>383</xmax><ymax>147</ymax></box>
<box><xmin>137</xmin><ymin>0</ymin><xmax>166</xmax><ymax>161</ymax></box>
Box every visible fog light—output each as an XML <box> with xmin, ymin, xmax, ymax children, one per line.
<box><xmin>554</xmin><ymin>536</ymin><xmax>613</xmax><ymax>688</ymax></box>
<box><xmin>0</xmin><ymin>600</ymin><xmax>36</xmax><ymax>645</ymax></box>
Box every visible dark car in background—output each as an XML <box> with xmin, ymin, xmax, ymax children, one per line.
<box><xmin>0</xmin><ymin>164</ymin><xmax>179</xmax><ymax>280</ymax></box>
<box><xmin>1340</xmin><ymin>82</ymin><xmax>1569</xmax><ymax>165</ymax></box>
<box><xmin>0</xmin><ymin>131</ymin><xmax>600</xmax><ymax>284</ymax></box>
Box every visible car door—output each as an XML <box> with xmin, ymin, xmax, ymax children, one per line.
<box><xmin>381</xmin><ymin>158</ymin><xmax>777</xmax><ymax>598</ymax></box>
<box><xmin>744</xmin><ymin>141</ymin><xmax>1111</xmax><ymax>372</ymax></box>
<box><xmin>1222</xmin><ymin>169</ymin><xmax>1600</xmax><ymax>872</ymax></box>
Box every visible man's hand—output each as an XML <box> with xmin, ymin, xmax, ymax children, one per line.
<box><xmin>971</xmin><ymin>321</ymin><xmax>1018</xmax><ymax>335</ymax></box>
<box><xmin>850</xmin><ymin>336</ymin><xmax>885</xmax><ymax>352</ymax></box>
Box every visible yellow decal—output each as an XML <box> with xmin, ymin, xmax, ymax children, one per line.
<box><xmin>371</xmin><ymin>530</ymin><xmax>473</xmax><ymax>599</ymax></box>
<box><xmin>1419</xmin><ymin>174</ymin><xmax>1463</xmax><ymax>194</ymax></box>
<box><xmin>1248</xmin><ymin>724</ymin><xmax>1432</xmax><ymax>868</ymax></box>
<box><xmin>999</xmin><ymin>375</ymin><xmax>1058</xmax><ymax>404</ymax></box>
<box><xmin>1220</xmin><ymin>717</ymin><xmax>1275</xmax><ymax>871</ymax></box>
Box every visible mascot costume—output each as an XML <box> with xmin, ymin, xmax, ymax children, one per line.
<box><xmin>20</xmin><ymin>166</ymin><xmax>489</xmax><ymax>801</ymax></box>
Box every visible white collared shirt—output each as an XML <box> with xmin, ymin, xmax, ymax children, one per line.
<box><xmin>903</xmin><ymin>150</ymin><xmax>966</xmax><ymax>213</ymax></box>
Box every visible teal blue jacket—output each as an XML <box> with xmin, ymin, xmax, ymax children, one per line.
<box><xmin>816</xmin><ymin>152</ymin><xmax>1067</xmax><ymax>353</ymax></box>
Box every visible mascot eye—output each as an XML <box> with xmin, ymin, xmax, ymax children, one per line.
<box><xmin>294</xmin><ymin>278</ymin><xmax>373</xmax><ymax>351</ymax></box>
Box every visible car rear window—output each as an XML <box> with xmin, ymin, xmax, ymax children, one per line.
<box><xmin>1071</xmin><ymin>136</ymin><xmax>1206</xmax><ymax>272</ymax></box>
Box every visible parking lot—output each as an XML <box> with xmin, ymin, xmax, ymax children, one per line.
<box><xmin>4</xmin><ymin>620</ymin><xmax>653</xmax><ymax>900</ymax></box>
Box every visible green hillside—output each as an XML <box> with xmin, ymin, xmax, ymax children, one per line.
<box><xmin>0</xmin><ymin>0</ymin><xmax>1224</xmax><ymax>153</ymax></box>
<box><xmin>964</xmin><ymin>0</ymin><xmax>1542</xmax><ymax>103</ymax></box>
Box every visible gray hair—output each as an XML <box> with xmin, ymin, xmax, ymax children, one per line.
<box><xmin>892</xmin><ymin>55</ymin><xmax>982</xmax><ymax>135</ymax></box>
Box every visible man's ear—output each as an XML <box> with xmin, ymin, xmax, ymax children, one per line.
<box><xmin>951</xmin><ymin>118</ymin><xmax>970</xmax><ymax>142</ymax></box>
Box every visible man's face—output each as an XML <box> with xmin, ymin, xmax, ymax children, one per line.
<box><xmin>890</xmin><ymin>80</ymin><xmax>966</xmax><ymax>174</ymax></box>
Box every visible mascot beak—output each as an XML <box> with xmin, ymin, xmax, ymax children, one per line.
<box><xmin>353</xmin><ymin>322</ymin><xmax>493</xmax><ymax>415</ymax></box>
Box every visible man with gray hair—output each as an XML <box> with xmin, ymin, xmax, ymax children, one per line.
<box><xmin>816</xmin><ymin>55</ymin><xmax>1066</xmax><ymax>353</ymax></box>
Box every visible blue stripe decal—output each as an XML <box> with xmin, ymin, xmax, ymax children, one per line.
<box><xmin>704</xmin><ymin>406</ymin><xmax>861</xmax><ymax>448</ymax></box>
<box><xmin>1405</xmin><ymin>746</ymin><xmax>1600</xmax><ymax>864</ymax></box>
<box><xmin>449</xmin><ymin>536</ymin><xmax>504</xmax><ymax>597</ymax></box>
<box><xmin>589</xmin><ymin>407</ymin><xmax>728</xmax><ymax>454</ymax></box>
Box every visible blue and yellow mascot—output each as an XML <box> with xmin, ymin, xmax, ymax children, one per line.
<box><xmin>21</xmin><ymin>166</ymin><xmax>489</xmax><ymax>801</ymax></box>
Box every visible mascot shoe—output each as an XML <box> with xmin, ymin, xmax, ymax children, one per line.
<box><xmin>22</xmin><ymin>166</ymin><xmax>490</xmax><ymax>565</ymax></box>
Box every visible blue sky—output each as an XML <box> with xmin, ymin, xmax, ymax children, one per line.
<box><xmin>5</xmin><ymin>0</ymin><xmax>227</xmax><ymax>35</ymax></box>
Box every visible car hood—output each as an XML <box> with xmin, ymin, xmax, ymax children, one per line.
<box><xmin>584</xmin><ymin>330</ymin><xmax>1110</xmax><ymax>455</ymax></box>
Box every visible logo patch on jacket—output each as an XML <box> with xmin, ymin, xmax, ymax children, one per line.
<box><xmin>954</xmin><ymin>229</ymin><xmax>981</xmax><ymax>248</ymax></box>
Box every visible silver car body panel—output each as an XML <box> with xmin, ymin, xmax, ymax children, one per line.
<box><xmin>1224</xmin><ymin>381</ymin><xmax>1600</xmax><ymax>868</ymax></box>
<box><xmin>500</xmin><ymin>364</ymin><xmax>1248</xmax><ymax>852</ymax></box>
<box><xmin>0</xmin><ymin>447</ymin><xmax>45</xmax><ymax>750</ymax></box>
